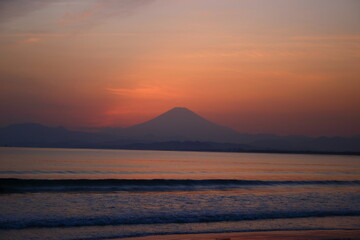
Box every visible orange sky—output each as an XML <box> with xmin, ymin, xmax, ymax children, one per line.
<box><xmin>0</xmin><ymin>0</ymin><xmax>359</xmax><ymax>136</ymax></box>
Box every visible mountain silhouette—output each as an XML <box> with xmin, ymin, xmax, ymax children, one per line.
<box><xmin>1</xmin><ymin>107</ymin><xmax>359</xmax><ymax>153</ymax></box>
<box><xmin>124</xmin><ymin>107</ymin><xmax>241</xmax><ymax>142</ymax></box>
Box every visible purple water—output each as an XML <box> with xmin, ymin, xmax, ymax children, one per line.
<box><xmin>0</xmin><ymin>147</ymin><xmax>359</xmax><ymax>240</ymax></box>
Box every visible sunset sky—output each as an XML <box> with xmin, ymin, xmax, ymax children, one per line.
<box><xmin>0</xmin><ymin>0</ymin><xmax>359</xmax><ymax>137</ymax></box>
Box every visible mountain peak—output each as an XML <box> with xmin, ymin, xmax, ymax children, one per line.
<box><xmin>171</xmin><ymin>107</ymin><xmax>190</xmax><ymax>110</ymax></box>
<box><xmin>158</xmin><ymin>107</ymin><xmax>203</xmax><ymax>121</ymax></box>
<box><xmin>126</xmin><ymin>107</ymin><xmax>240</xmax><ymax>142</ymax></box>
<box><xmin>167</xmin><ymin>107</ymin><xmax>193</xmax><ymax>113</ymax></box>
<box><xmin>130</xmin><ymin>107</ymin><xmax>208</xmax><ymax>130</ymax></box>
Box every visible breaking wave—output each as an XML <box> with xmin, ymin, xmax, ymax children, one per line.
<box><xmin>1</xmin><ymin>210</ymin><xmax>360</xmax><ymax>229</ymax></box>
<box><xmin>1</xmin><ymin>178</ymin><xmax>359</xmax><ymax>193</ymax></box>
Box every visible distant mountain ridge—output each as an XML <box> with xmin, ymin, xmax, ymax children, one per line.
<box><xmin>123</xmin><ymin>107</ymin><xmax>242</xmax><ymax>142</ymax></box>
<box><xmin>1</xmin><ymin>107</ymin><xmax>359</xmax><ymax>153</ymax></box>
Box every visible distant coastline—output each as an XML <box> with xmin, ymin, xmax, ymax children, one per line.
<box><xmin>2</xmin><ymin>145</ymin><xmax>359</xmax><ymax>156</ymax></box>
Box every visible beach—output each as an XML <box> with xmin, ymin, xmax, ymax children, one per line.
<box><xmin>120</xmin><ymin>230</ymin><xmax>360</xmax><ymax>240</ymax></box>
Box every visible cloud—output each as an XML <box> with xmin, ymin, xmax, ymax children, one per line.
<box><xmin>106</xmin><ymin>87</ymin><xmax>182</xmax><ymax>99</ymax></box>
<box><xmin>0</xmin><ymin>0</ymin><xmax>50</xmax><ymax>23</ymax></box>
<box><xmin>23</xmin><ymin>37</ymin><xmax>42</xmax><ymax>43</ymax></box>
<box><xmin>0</xmin><ymin>0</ymin><xmax>155</xmax><ymax>27</ymax></box>
<box><xmin>58</xmin><ymin>0</ymin><xmax>155</xmax><ymax>26</ymax></box>
<box><xmin>0</xmin><ymin>32</ymin><xmax>137</xmax><ymax>39</ymax></box>
<box><xmin>292</xmin><ymin>35</ymin><xmax>360</xmax><ymax>41</ymax></box>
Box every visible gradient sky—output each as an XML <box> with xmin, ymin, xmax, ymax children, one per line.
<box><xmin>0</xmin><ymin>0</ymin><xmax>359</xmax><ymax>137</ymax></box>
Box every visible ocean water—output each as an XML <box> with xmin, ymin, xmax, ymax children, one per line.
<box><xmin>0</xmin><ymin>147</ymin><xmax>359</xmax><ymax>240</ymax></box>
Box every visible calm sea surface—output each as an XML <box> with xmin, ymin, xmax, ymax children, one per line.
<box><xmin>0</xmin><ymin>147</ymin><xmax>359</xmax><ymax>240</ymax></box>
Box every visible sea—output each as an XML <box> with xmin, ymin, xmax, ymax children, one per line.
<box><xmin>0</xmin><ymin>147</ymin><xmax>359</xmax><ymax>240</ymax></box>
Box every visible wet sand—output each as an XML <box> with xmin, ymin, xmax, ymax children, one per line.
<box><xmin>119</xmin><ymin>230</ymin><xmax>360</xmax><ymax>240</ymax></box>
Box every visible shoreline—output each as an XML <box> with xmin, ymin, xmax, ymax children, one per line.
<box><xmin>118</xmin><ymin>230</ymin><xmax>360</xmax><ymax>240</ymax></box>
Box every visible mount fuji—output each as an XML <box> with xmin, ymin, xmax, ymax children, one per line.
<box><xmin>1</xmin><ymin>107</ymin><xmax>359</xmax><ymax>153</ymax></box>
<box><xmin>123</xmin><ymin>107</ymin><xmax>242</xmax><ymax>142</ymax></box>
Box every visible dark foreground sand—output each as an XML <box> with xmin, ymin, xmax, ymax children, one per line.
<box><xmin>119</xmin><ymin>230</ymin><xmax>360</xmax><ymax>240</ymax></box>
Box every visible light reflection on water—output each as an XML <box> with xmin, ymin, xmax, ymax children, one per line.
<box><xmin>0</xmin><ymin>147</ymin><xmax>359</xmax><ymax>240</ymax></box>
<box><xmin>0</xmin><ymin>147</ymin><xmax>359</xmax><ymax>180</ymax></box>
